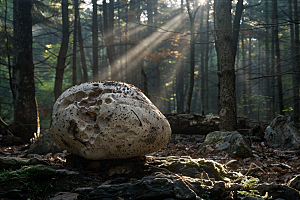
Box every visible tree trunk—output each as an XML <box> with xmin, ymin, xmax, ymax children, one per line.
<box><xmin>118</xmin><ymin>0</ymin><xmax>123</xmax><ymax>81</ymax></box>
<box><xmin>205</xmin><ymin>3</ymin><xmax>210</xmax><ymax>113</ymax></box>
<box><xmin>13</xmin><ymin>0</ymin><xmax>39</xmax><ymax>143</ymax></box>
<box><xmin>72</xmin><ymin>0</ymin><xmax>78</xmax><ymax>86</ymax></box>
<box><xmin>273</xmin><ymin>0</ymin><xmax>284</xmax><ymax>115</ymax></box>
<box><xmin>185</xmin><ymin>3</ymin><xmax>200</xmax><ymax>114</ymax></box>
<box><xmin>177</xmin><ymin>58</ymin><xmax>184</xmax><ymax>113</ymax></box>
<box><xmin>248</xmin><ymin>33</ymin><xmax>252</xmax><ymax>117</ymax></box>
<box><xmin>199</xmin><ymin>6</ymin><xmax>205</xmax><ymax>113</ymax></box>
<box><xmin>75</xmin><ymin>0</ymin><xmax>88</xmax><ymax>82</ymax></box>
<box><xmin>232</xmin><ymin>0</ymin><xmax>243</xmax><ymax>59</ymax></box>
<box><xmin>177</xmin><ymin>1</ymin><xmax>184</xmax><ymax>114</ymax></box>
<box><xmin>270</xmin><ymin>11</ymin><xmax>276</xmax><ymax>119</ymax></box>
<box><xmin>214</xmin><ymin>0</ymin><xmax>237</xmax><ymax>131</ymax></box>
<box><xmin>293</xmin><ymin>0</ymin><xmax>300</xmax><ymax>125</ymax></box>
<box><xmin>125</xmin><ymin>2</ymin><xmax>128</xmax><ymax>82</ymax></box>
<box><xmin>54</xmin><ymin>0</ymin><xmax>69</xmax><ymax>101</ymax></box>
<box><xmin>242</xmin><ymin>33</ymin><xmax>248</xmax><ymax>116</ymax></box>
<box><xmin>265</xmin><ymin>0</ymin><xmax>271</xmax><ymax>119</ymax></box>
<box><xmin>92</xmin><ymin>0</ymin><xmax>99</xmax><ymax>81</ymax></box>
<box><xmin>141</xmin><ymin>62</ymin><xmax>148</xmax><ymax>97</ymax></box>
<box><xmin>108</xmin><ymin>0</ymin><xmax>118</xmax><ymax>81</ymax></box>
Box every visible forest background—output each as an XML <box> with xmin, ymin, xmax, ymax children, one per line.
<box><xmin>0</xmin><ymin>0</ymin><xmax>299</xmax><ymax>143</ymax></box>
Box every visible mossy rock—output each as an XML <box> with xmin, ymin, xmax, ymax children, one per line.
<box><xmin>201</xmin><ymin>131</ymin><xmax>228</xmax><ymax>147</ymax></box>
<box><xmin>201</xmin><ymin>131</ymin><xmax>252</xmax><ymax>159</ymax></box>
<box><xmin>0</xmin><ymin>157</ymin><xmax>47</xmax><ymax>170</ymax></box>
<box><xmin>154</xmin><ymin>156</ymin><xmax>242</xmax><ymax>182</ymax></box>
<box><xmin>0</xmin><ymin>165</ymin><xmax>90</xmax><ymax>199</ymax></box>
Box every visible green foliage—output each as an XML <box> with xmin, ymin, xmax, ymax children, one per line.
<box><xmin>237</xmin><ymin>94</ymin><xmax>269</xmax><ymax>119</ymax></box>
<box><xmin>0</xmin><ymin>169</ymin><xmax>14</xmax><ymax>182</ymax></box>
<box><xmin>149</xmin><ymin>93</ymin><xmax>170</xmax><ymax>101</ymax></box>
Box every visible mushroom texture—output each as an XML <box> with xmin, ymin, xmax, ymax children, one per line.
<box><xmin>50</xmin><ymin>81</ymin><xmax>172</xmax><ymax>160</ymax></box>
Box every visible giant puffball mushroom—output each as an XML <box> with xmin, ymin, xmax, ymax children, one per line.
<box><xmin>50</xmin><ymin>81</ymin><xmax>172</xmax><ymax>160</ymax></box>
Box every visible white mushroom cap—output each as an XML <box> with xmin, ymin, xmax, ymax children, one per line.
<box><xmin>50</xmin><ymin>81</ymin><xmax>171</xmax><ymax>160</ymax></box>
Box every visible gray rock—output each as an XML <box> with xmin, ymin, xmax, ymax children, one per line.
<box><xmin>152</xmin><ymin>156</ymin><xmax>243</xmax><ymax>182</ymax></box>
<box><xmin>173</xmin><ymin>178</ymin><xmax>197</xmax><ymax>199</ymax></box>
<box><xmin>28</xmin><ymin>133</ymin><xmax>62</xmax><ymax>155</ymax></box>
<box><xmin>0</xmin><ymin>189</ymin><xmax>23</xmax><ymax>199</ymax></box>
<box><xmin>264</xmin><ymin>115</ymin><xmax>300</xmax><ymax>150</ymax></box>
<box><xmin>254</xmin><ymin>183</ymin><xmax>300</xmax><ymax>200</ymax></box>
<box><xmin>201</xmin><ymin>131</ymin><xmax>252</xmax><ymax>158</ymax></box>
<box><xmin>89</xmin><ymin>178</ymin><xmax>175</xmax><ymax>200</ymax></box>
<box><xmin>0</xmin><ymin>156</ymin><xmax>47</xmax><ymax>170</ymax></box>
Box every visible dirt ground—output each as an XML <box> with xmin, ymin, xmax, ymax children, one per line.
<box><xmin>1</xmin><ymin>133</ymin><xmax>299</xmax><ymax>186</ymax></box>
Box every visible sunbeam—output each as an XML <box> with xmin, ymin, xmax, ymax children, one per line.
<box><xmin>106</xmin><ymin>12</ymin><xmax>188</xmax><ymax>81</ymax></box>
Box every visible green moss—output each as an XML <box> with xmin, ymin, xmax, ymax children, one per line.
<box><xmin>242</xmin><ymin>178</ymin><xmax>259</xmax><ymax>190</ymax></box>
<box><xmin>17</xmin><ymin>166</ymin><xmax>57</xmax><ymax>180</ymax></box>
<box><xmin>0</xmin><ymin>165</ymin><xmax>89</xmax><ymax>198</ymax></box>
<box><xmin>162</xmin><ymin>161</ymin><xmax>181</xmax><ymax>172</ymax></box>
<box><xmin>0</xmin><ymin>169</ymin><xmax>14</xmax><ymax>182</ymax></box>
<box><xmin>201</xmin><ymin>131</ymin><xmax>226</xmax><ymax>147</ymax></box>
<box><xmin>185</xmin><ymin>161</ymin><xmax>204</xmax><ymax>172</ymax></box>
<box><xmin>238</xmin><ymin>190</ymin><xmax>271</xmax><ymax>199</ymax></box>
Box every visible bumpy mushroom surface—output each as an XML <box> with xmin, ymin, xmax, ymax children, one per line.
<box><xmin>50</xmin><ymin>81</ymin><xmax>171</xmax><ymax>160</ymax></box>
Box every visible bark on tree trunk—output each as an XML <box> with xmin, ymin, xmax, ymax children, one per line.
<box><xmin>273</xmin><ymin>0</ymin><xmax>284</xmax><ymax>115</ymax></box>
<box><xmin>214</xmin><ymin>0</ymin><xmax>237</xmax><ymax>131</ymax></box>
<box><xmin>242</xmin><ymin>33</ymin><xmax>248</xmax><ymax>116</ymax></box>
<box><xmin>293</xmin><ymin>0</ymin><xmax>300</xmax><ymax>125</ymax></box>
<box><xmin>54</xmin><ymin>0</ymin><xmax>69</xmax><ymax>101</ymax></box>
<box><xmin>265</xmin><ymin>0</ymin><xmax>271</xmax><ymax>120</ymax></box>
<box><xmin>185</xmin><ymin>3</ymin><xmax>200</xmax><ymax>114</ymax></box>
<box><xmin>199</xmin><ymin>6</ymin><xmax>205</xmax><ymax>113</ymax></box>
<box><xmin>232</xmin><ymin>0</ymin><xmax>243</xmax><ymax>59</ymax></box>
<box><xmin>270</xmin><ymin>13</ymin><xmax>276</xmax><ymax>119</ymax></box>
<box><xmin>13</xmin><ymin>0</ymin><xmax>39</xmax><ymax>143</ymax></box>
<box><xmin>72</xmin><ymin>0</ymin><xmax>78</xmax><ymax>86</ymax></box>
<box><xmin>92</xmin><ymin>0</ymin><xmax>99</xmax><ymax>81</ymax></box>
<box><xmin>177</xmin><ymin>1</ymin><xmax>185</xmax><ymax>114</ymax></box>
<box><xmin>75</xmin><ymin>0</ymin><xmax>88</xmax><ymax>82</ymax></box>
<box><xmin>177</xmin><ymin>59</ymin><xmax>184</xmax><ymax>113</ymax></box>
<box><xmin>108</xmin><ymin>0</ymin><xmax>118</xmax><ymax>81</ymax></box>
<box><xmin>205</xmin><ymin>3</ymin><xmax>210</xmax><ymax>112</ymax></box>
<box><xmin>248</xmin><ymin>33</ymin><xmax>252</xmax><ymax>117</ymax></box>
<box><xmin>164</xmin><ymin>113</ymin><xmax>269</xmax><ymax>135</ymax></box>
<box><xmin>141</xmin><ymin>61</ymin><xmax>148</xmax><ymax>97</ymax></box>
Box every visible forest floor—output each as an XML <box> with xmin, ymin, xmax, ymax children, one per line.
<box><xmin>0</xmin><ymin>133</ymin><xmax>299</xmax><ymax>186</ymax></box>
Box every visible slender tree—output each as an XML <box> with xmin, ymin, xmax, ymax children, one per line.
<box><xmin>248</xmin><ymin>33</ymin><xmax>252</xmax><ymax>117</ymax></box>
<box><xmin>12</xmin><ymin>0</ymin><xmax>39</xmax><ymax>142</ymax></box>
<box><xmin>265</xmin><ymin>0</ymin><xmax>272</xmax><ymax>119</ymax></box>
<box><xmin>75</xmin><ymin>0</ymin><xmax>88</xmax><ymax>82</ymax></box>
<box><xmin>293</xmin><ymin>0</ymin><xmax>300</xmax><ymax>125</ymax></box>
<box><xmin>92</xmin><ymin>0</ymin><xmax>99</xmax><ymax>81</ymax></box>
<box><xmin>185</xmin><ymin>1</ymin><xmax>200</xmax><ymax>113</ymax></box>
<box><xmin>241</xmin><ymin>32</ymin><xmax>248</xmax><ymax>116</ymax></box>
<box><xmin>108</xmin><ymin>0</ymin><xmax>118</xmax><ymax>80</ymax></box>
<box><xmin>72</xmin><ymin>0</ymin><xmax>78</xmax><ymax>86</ymax></box>
<box><xmin>273</xmin><ymin>0</ymin><xmax>284</xmax><ymax>115</ymax></box>
<box><xmin>54</xmin><ymin>0</ymin><xmax>70</xmax><ymax>100</ymax></box>
<box><xmin>204</xmin><ymin>3</ymin><xmax>210</xmax><ymax>112</ymax></box>
<box><xmin>199</xmin><ymin>6</ymin><xmax>205</xmax><ymax>113</ymax></box>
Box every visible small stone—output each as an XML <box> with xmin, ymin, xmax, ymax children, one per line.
<box><xmin>265</xmin><ymin>115</ymin><xmax>300</xmax><ymax>150</ymax></box>
<box><xmin>50</xmin><ymin>81</ymin><xmax>171</xmax><ymax>160</ymax></box>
